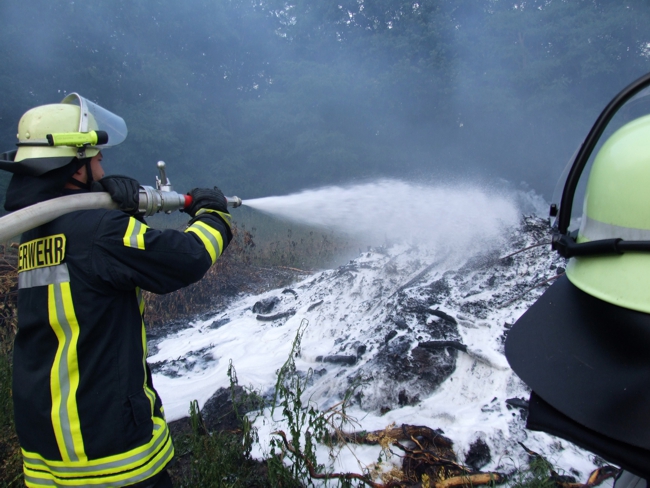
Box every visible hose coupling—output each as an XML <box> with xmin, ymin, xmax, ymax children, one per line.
<box><xmin>138</xmin><ymin>186</ymin><xmax>187</xmax><ymax>216</ymax></box>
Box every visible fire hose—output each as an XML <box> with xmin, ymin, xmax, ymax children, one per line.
<box><xmin>0</xmin><ymin>161</ymin><xmax>242</xmax><ymax>243</ymax></box>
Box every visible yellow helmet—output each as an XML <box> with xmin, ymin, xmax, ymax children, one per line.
<box><xmin>506</xmin><ymin>72</ymin><xmax>650</xmax><ymax>460</ymax></box>
<box><xmin>567</xmin><ymin>114</ymin><xmax>650</xmax><ymax>313</ymax></box>
<box><xmin>3</xmin><ymin>93</ymin><xmax>127</xmax><ymax>175</ymax></box>
<box><xmin>15</xmin><ymin>103</ymin><xmax>98</xmax><ymax>161</ymax></box>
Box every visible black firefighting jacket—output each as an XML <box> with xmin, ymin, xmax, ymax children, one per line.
<box><xmin>13</xmin><ymin>206</ymin><xmax>231</xmax><ymax>487</ymax></box>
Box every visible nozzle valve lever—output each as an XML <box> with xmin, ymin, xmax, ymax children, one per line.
<box><xmin>140</xmin><ymin>161</ymin><xmax>242</xmax><ymax>216</ymax></box>
<box><xmin>156</xmin><ymin>161</ymin><xmax>172</xmax><ymax>192</ymax></box>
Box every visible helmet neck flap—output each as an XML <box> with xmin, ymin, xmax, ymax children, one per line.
<box><xmin>2</xmin><ymin>151</ymin><xmax>89</xmax><ymax>211</ymax></box>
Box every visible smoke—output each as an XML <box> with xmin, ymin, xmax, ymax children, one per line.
<box><xmin>1</xmin><ymin>1</ymin><xmax>643</xmax><ymax>201</ymax></box>
<box><xmin>245</xmin><ymin>179</ymin><xmax>526</xmax><ymax>259</ymax></box>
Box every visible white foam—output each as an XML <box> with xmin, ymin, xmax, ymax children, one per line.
<box><xmin>150</xmin><ymin>210</ymin><xmax>603</xmax><ymax>482</ymax></box>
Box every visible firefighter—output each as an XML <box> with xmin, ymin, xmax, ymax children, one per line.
<box><xmin>0</xmin><ymin>94</ymin><xmax>232</xmax><ymax>487</ymax></box>
<box><xmin>505</xmin><ymin>108</ymin><xmax>650</xmax><ymax>481</ymax></box>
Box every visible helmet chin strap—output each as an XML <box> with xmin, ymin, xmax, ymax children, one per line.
<box><xmin>67</xmin><ymin>159</ymin><xmax>94</xmax><ymax>190</ymax></box>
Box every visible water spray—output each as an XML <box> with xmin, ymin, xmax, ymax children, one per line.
<box><xmin>241</xmin><ymin>179</ymin><xmax>529</xmax><ymax>262</ymax></box>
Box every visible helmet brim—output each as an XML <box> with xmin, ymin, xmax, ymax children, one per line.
<box><xmin>505</xmin><ymin>274</ymin><xmax>650</xmax><ymax>450</ymax></box>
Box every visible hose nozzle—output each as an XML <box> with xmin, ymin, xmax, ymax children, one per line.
<box><xmin>226</xmin><ymin>196</ymin><xmax>242</xmax><ymax>208</ymax></box>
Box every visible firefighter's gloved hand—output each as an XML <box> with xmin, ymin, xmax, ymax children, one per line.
<box><xmin>184</xmin><ymin>187</ymin><xmax>228</xmax><ymax>217</ymax></box>
<box><xmin>92</xmin><ymin>175</ymin><xmax>140</xmax><ymax>214</ymax></box>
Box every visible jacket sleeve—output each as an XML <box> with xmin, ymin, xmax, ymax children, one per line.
<box><xmin>91</xmin><ymin>210</ymin><xmax>232</xmax><ymax>294</ymax></box>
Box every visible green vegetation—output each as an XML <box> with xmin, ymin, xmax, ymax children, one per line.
<box><xmin>169</xmin><ymin>399</ymin><xmax>268</xmax><ymax>487</ymax></box>
<box><xmin>265</xmin><ymin>320</ymin><xmax>330</xmax><ymax>486</ymax></box>
<box><xmin>511</xmin><ymin>457</ymin><xmax>558</xmax><ymax>488</ymax></box>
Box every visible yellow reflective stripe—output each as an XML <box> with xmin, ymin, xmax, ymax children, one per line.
<box><xmin>195</xmin><ymin>221</ymin><xmax>224</xmax><ymax>255</ymax></box>
<box><xmin>23</xmin><ymin>476</ymin><xmax>55</xmax><ymax>487</ymax></box>
<box><xmin>25</xmin><ymin>437</ymin><xmax>173</xmax><ymax>486</ymax></box>
<box><xmin>122</xmin><ymin>218</ymin><xmax>136</xmax><ymax>247</ymax></box>
<box><xmin>138</xmin><ymin>289</ymin><xmax>156</xmax><ymax>417</ymax></box>
<box><xmin>186</xmin><ymin>226</ymin><xmax>215</xmax><ymax>263</ymax></box>
<box><xmin>185</xmin><ymin>220</ymin><xmax>224</xmax><ymax>264</ymax></box>
<box><xmin>24</xmin><ymin>437</ymin><xmax>171</xmax><ymax>486</ymax></box>
<box><xmin>48</xmin><ymin>283</ymin><xmax>86</xmax><ymax>463</ymax></box>
<box><xmin>195</xmin><ymin>208</ymin><xmax>232</xmax><ymax>228</ymax></box>
<box><xmin>122</xmin><ymin>218</ymin><xmax>148</xmax><ymax>250</ymax></box>
<box><xmin>22</xmin><ymin>421</ymin><xmax>165</xmax><ymax>470</ymax></box>
<box><xmin>23</xmin><ymin>436</ymin><xmax>173</xmax><ymax>487</ymax></box>
<box><xmin>22</xmin><ymin>418</ymin><xmax>174</xmax><ymax>484</ymax></box>
<box><xmin>136</xmin><ymin>287</ymin><xmax>145</xmax><ymax>316</ymax></box>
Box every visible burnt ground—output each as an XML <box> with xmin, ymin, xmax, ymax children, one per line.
<box><xmin>146</xmin><ymin>261</ymin><xmax>309</xmax><ymax>342</ymax></box>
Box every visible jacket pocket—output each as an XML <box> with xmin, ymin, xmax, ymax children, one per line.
<box><xmin>128</xmin><ymin>391</ymin><xmax>152</xmax><ymax>426</ymax></box>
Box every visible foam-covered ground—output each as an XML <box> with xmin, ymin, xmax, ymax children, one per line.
<box><xmin>149</xmin><ymin>214</ymin><xmax>612</xmax><ymax>481</ymax></box>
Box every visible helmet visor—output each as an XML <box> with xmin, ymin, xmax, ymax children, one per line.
<box><xmin>61</xmin><ymin>93</ymin><xmax>127</xmax><ymax>148</ymax></box>
<box><xmin>549</xmin><ymin>146</ymin><xmax>579</xmax><ymax>228</ymax></box>
<box><xmin>550</xmin><ymin>79</ymin><xmax>650</xmax><ymax>236</ymax></box>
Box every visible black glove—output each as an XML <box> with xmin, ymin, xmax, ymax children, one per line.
<box><xmin>184</xmin><ymin>187</ymin><xmax>228</xmax><ymax>217</ymax></box>
<box><xmin>92</xmin><ymin>175</ymin><xmax>140</xmax><ymax>214</ymax></box>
